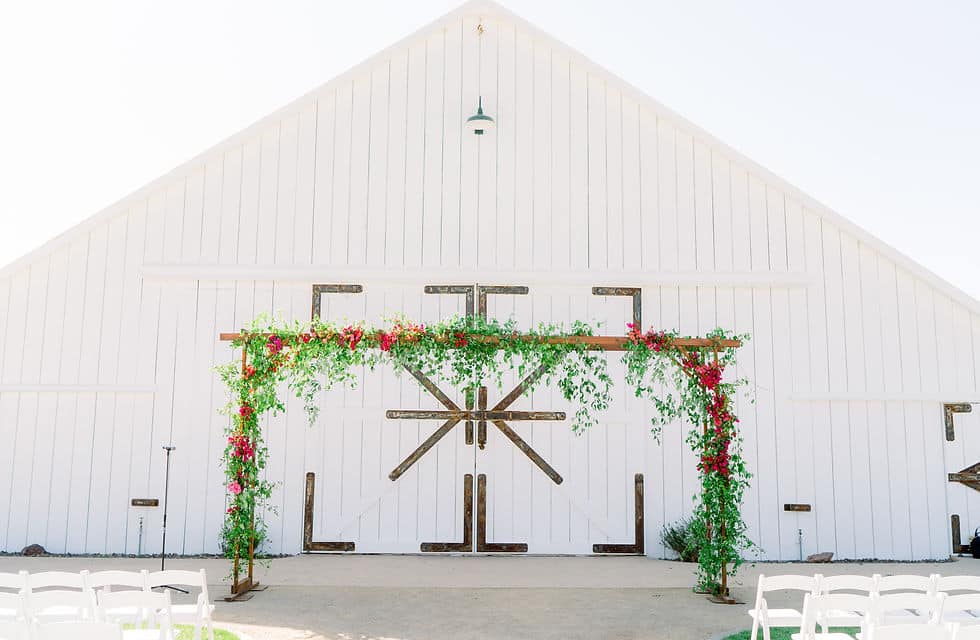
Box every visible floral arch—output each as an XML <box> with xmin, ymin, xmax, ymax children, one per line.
<box><xmin>217</xmin><ymin>315</ymin><xmax>750</xmax><ymax>602</ymax></box>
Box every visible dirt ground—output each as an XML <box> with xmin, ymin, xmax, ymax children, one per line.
<box><xmin>3</xmin><ymin>554</ymin><xmax>979</xmax><ymax>639</ymax></box>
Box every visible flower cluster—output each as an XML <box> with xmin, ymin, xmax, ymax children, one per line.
<box><xmin>266</xmin><ymin>335</ymin><xmax>284</xmax><ymax>355</ymax></box>
<box><xmin>228</xmin><ymin>433</ymin><xmax>256</xmax><ymax>462</ymax></box>
<box><xmin>339</xmin><ymin>325</ymin><xmax>364</xmax><ymax>351</ymax></box>
<box><xmin>378</xmin><ymin>321</ymin><xmax>426</xmax><ymax>352</ymax></box>
<box><xmin>627</xmin><ymin>323</ymin><xmax>671</xmax><ymax>352</ymax></box>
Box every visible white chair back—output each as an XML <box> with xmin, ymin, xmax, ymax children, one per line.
<box><xmin>98</xmin><ymin>589</ymin><xmax>174</xmax><ymax>639</ymax></box>
<box><xmin>819</xmin><ymin>574</ymin><xmax>876</xmax><ymax>594</ymax></box>
<box><xmin>36</xmin><ymin>621</ymin><xmax>123</xmax><ymax>640</ymax></box>
<box><xmin>26</xmin><ymin>572</ymin><xmax>88</xmax><ymax>593</ymax></box>
<box><xmin>26</xmin><ymin>590</ymin><xmax>96</xmax><ymax>623</ymax></box>
<box><xmin>938</xmin><ymin>575</ymin><xmax>980</xmax><ymax>594</ymax></box>
<box><xmin>872</xmin><ymin>592</ymin><xmax>945</xmax><ymax>625</ymax></box>
<box><xmin>146</xmin><ymin>569</ymin><xmax>206</xmax><ymax>590</ymax></box>
<box><xmin>0</xmin><ymin>574</ymin><xmax>27</xmax><ymax>594</ymax></box>
<box><xmin>876</xmin><ymin>574</ymin><xmax>937</xmax><ymax>595</ymax></box>
<box><xmin>0</xmin><ymin>621</ymin><xmax>30</xmax><ymax>640</ymax></box>
<box><xmin>757</xmin><ymin>574</ymin><xmax>820</xmax><ymax>594</ymax></box>
<box><xmin>87</xmin><ymin>570</ymin><xmax>147</xmax><ymax>593</ymax></box>
<box><xmin>800</xmin><ymin>593</ymin><xmax>873</xmax><ymax>637</ymax></box>
<box><xmin>865</xmin><ymin>622</ymin><xmax>956</xmax><ymax>639</ymax></box>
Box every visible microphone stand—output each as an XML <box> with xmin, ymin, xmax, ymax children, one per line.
<box><xmin>158</xmin><ymin>444</ymin><xmax>188</xmax><ymax>594</ymax></box>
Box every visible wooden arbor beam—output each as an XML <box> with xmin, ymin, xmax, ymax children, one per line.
<box><xmin>219</xmin><ymin>333</ymin><xmax>741</xmax><ymax>350</ymax></box>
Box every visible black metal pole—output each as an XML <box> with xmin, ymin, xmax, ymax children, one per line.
<box><xmin>158</xmin><ymin>445</ymin><xmax>188</xmax><ymax>594</ymax></box>
<box><xmin>161</xmin><ymin>445</ymin><xmax>175</xmax><ymax>571</ymax></box>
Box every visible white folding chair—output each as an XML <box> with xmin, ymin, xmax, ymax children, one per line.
<box><xmin>0</xmin><ymin>594</ymin><xmax>24</xmax><ymax>624</ymax></box>
<box><xmin>944</xmin><ymin>594</ymin><xmax>980</xmax><ymax>625</ymax></box>
<box><xmin>0</xmin><ymin>621</ymin><xmax>30</xmax><ymax>640</ymax></box>
<box><xmin>864</xmin><ymin>622</ymin><xmax>956</xmax><ymax>640</ymax></box>
<box><xmin>793</xmin><ymin>593</ymin><xmax>871</xmax><ymax>640</ymax></box>
<box><xmin>748</xmin><ymin>574</ymin><xmax>820</xmax><ymax>640</ymax></box>
<box><xmin>26</xmin><ymin>589</ymin><xmax>97</xmax><ymax>623</ymax></box>
<box><xmin>815</xmin><ymin>575</ymin><xmax>877</xmax><ymax>628</ymax></box>
<box><xmin>25</xmin><ymin>571</ymin><xmax>89</xmax><ymax>593</ymax></box>
<box><xmin>146</xmin><ymin>570</ymin><xmax>214</xmax><ymax>640</ymax></box>
<box><xmin>37</xmin><ymin>621</ymin><xmax>123</xmax><ymax>640</ymax></box>
<box><xmin>90</xmin><ymin>571</ymin><xmax>150</xmax><ymax>624</ymax></box>
<box><xmin>871</xmin><ymin>592</ymin><xmax>945</xmax><ymax>626</ymax></box>
<box><xmin>99</xmin><ymin>590</ymin><xmax>174</xmax><ymax>640</ymax></box>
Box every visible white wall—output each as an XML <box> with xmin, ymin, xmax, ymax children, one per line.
<box><xmin>1</xmin><ymin>6</ymin><xmax>976</xmax><ymax>560</ymax></box>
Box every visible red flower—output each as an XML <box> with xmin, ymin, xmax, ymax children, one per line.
<box><xmin>239</xmin><ymin>404</ymin><xmax>254</xmax><ymax>419</ymax></box>
<box><xmin>340</xmin><ymin>325</ymin><xmax>363</xmax><ymax>351</ymax></box>
<box><xmin>228</xmin><ymin>434</ymin><xmax>256</xmax><ymax>461</ymax></box>
<box><xmin>454</xmin><ymin>331</ymin><xmax>468</xmax><ymax>348</ymax></box>
<box><xmin>379</xmin><ymin>332</ymin><xmax>395</xmax><ymax>352</ymax></box>
<box><xmin>693</xmin><ymin>362</ymin><xmax>724</xmax><ymax>390</ymax></box>
<box><xmin>299</xmin><ymin>333</ymin><xmax>312</xmax><ymax>344</ymax></box>
<box><xmin>243</xmin><ymin>365</ymin><xmax>257</xmax><ymax>379</ymax></box>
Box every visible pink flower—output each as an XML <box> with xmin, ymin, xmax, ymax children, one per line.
<box><xmin>267</xmin><ymin>335</ymin><xmax>284</xmax><ymax>355</ymax></box>
<box><xmin>228</xmin><ymin>481</ymin><xmax>242</xmax><ymax>495</ymax></box>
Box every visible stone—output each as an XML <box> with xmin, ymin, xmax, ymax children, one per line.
<box><xmin>806</xmin><ymin>551</ymin><xmax>834</xmax><ymax>563</ymax></box>
<box><xmin>21</xmin><ymin>544</ymin><xmax>46</xmax><ymax>557</ymax></box>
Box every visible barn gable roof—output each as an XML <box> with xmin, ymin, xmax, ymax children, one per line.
<box><xmin>2</xmin><ymin>0</ymin><xmax>977</xmax><ymax>315</ymax></box>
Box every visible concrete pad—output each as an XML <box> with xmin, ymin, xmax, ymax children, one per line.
<box><xmin>3</xmin><ymin>555</ymin><xmax>980</xmax><ymax>639</ymax></box>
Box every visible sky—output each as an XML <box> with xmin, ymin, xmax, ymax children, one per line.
<box><xmin>1</xmin><ymin>1</ymin><xmax>978</xmax><ymax>297</ymax></box>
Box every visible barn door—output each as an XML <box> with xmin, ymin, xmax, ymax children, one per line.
<box><xmin>944</xmin><ymin>403</ymin><xmax>980</xmax><ymax>553</ymax></box>
<box><xmin>303</xmin><ymin>281</ymin><xmax>646</xmax><ymax>555</ymax></box>
<box><xmin>474</xmin><ymin>285</ymin><xmax>647</xmax><ymax>554</ymax></box>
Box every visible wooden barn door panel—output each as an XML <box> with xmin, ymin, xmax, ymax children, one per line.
<box><xmin>945</xmin><ymin>404</ymin><xmax>980</xmax><ymax>553</ymax></box>
<box><xmin>474</xmin><ymin>286</ymin><xmax>645</xmax><ymax>554</ymax></box>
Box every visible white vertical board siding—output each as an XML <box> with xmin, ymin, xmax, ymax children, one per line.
<box><xmin>1</xmin><ymin>10</ymin><xmax>977</xmax><ymax>560</ymax></box>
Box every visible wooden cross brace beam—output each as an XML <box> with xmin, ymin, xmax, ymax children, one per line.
<box><xmin>387</xmin><ymin>363</ymin><xmax>565</xmax><ymax>484</ymax></box>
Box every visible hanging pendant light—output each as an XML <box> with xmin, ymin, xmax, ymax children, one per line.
<box><xmin>465</xmin><ymin>95</ymin><xmax>494</xmax><ymax>135</ymax></box>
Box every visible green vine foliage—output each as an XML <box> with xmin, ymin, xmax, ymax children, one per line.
<box><xmin>218</xmin><ymin>315</ymin><xmax>750</xmax><ymax>595</ymax></box>
<box><xmin>622</xmin><ymin>325</ymin><xmax>753</xmax><ymax>594</ymax></box>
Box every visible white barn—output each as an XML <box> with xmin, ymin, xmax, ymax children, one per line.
<box><xmin>2</xmin><ymin>1</ymin><xmax>979</xmax><ymax>562</ymax></box>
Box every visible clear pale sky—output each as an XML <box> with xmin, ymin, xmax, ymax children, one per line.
<box><xmin>1</xmin><ymin>1</ymin><xmax>978</xmax><ymax>298</ymax></box>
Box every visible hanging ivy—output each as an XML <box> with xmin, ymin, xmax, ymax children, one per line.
<box><xmin>217</xmin><ymin>315</ymin><xmax>750</xmax><ymax>595</ymax></box>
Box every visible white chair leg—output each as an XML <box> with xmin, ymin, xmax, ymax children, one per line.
<box><xmin>750</xmin><ymin>616</ymin><xmax>759</xmax><ymax>640</ymax></box>
<box><xmin>193</xmin><ymin>622</ymin><xmax>202</xmax><ymax>640</ymax></box>
<box><xmin>208</xmin><ymin>619</ymin><xmax>214</xmax><ymax>640</ymax></box>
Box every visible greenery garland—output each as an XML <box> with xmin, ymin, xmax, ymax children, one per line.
<box><xmin>622</xmin><ymin>324</ymin><xmax>753</xmax><ymax>594</ymax></box>
<box><xmin>217</xmin><ymin>315</ymin><xmax>749</xmax><ymax>595</ymax></box>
